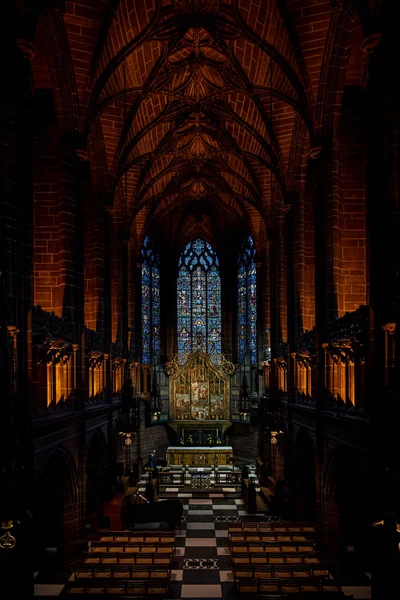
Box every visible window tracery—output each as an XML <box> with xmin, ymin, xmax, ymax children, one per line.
<box><xmin>177</xmin><ymin>239</ymin><xmax>221</xmax><ymax>363</ymax></box>
<box><xmin>238</xmin><ymin>236</ymin><xmax>257</xmax><ymax>364</ymax></box>
<box><xmin>141</xmin><ymin>236</ymin><xmax>160</xmax><ymax>365</ymax></box>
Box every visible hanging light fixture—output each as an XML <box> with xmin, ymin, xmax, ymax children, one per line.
<box><xmin>118</xmin><ymin>379</ymin><xmax>141</xmax><ymax>445</ymax></box>
<box><xmin>150</xmin><ymin>359</ymin><xmax>162</xmax><ymax>420</ymax></box>
<box><xmin>239</xmin><ymin>371</ymin><xmax>250</xmax><ymax>420</ymax></box>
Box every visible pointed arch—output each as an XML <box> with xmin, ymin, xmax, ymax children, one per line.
<box><xmin>177</xmin><ymin>238</ymin><xmax>221</xmax><ymax>362</ymax></box>
<box><xmin>237</xmin><ymin>235</ymin><xmax>257</xmax><ymax>364</ymax></box>
<box><xmin>141</xmin><ymin>236</ymin><xmax>160</xmax><ymax>365</ymax></box>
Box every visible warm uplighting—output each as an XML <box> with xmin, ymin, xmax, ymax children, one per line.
<box><xmin>124</xmin><ymin>433</ymin><xmax>133</xmax><ymax>446</ymax></box>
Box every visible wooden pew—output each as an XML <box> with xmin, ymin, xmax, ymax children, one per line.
<box><xmin>232</xmin><ymin>562</ymin><xmax>332</xmax><ymax>580</ymax></box>
<box><xmin>228</xmin><ymin>521</ymin><xmax>317</xmax><ymax>533</ymax></box>
<box><xmin>62</xmin><ymin>579</ymin><xmax>169</xmax><ymax>596</ymax></box>
<box><xmin>229</xmin><ymin>540</ymin><xmax>316</xmax><ymax>554</ymax></box>
<box><xmin>231</xmin><ymin>552</ymin><xmax>323</xmax><ymax>566</ymax></box>
<box><xmin>74</xmin><ymin>565</ymin><xmax>170</xmax><ymax>580</ymax></box>
<box><xmin>96</xmin><ymin>531</ymin><xmax>175</xmax><ymax>544</ymax></box>
<box><xmin>83</xmin><ymin>551</ymin><xmax>173</xmax><ymax>565</ymax></box>
<box><xmin>89</xmin><ymin>540</ymin><xmax>174</xmax><ymax>554</ymax></box>
<box><xmin>229</xmin><ymin>530</ymin><xmax>316</xmax><ymax>543</ymax></box>
<box><xmin>235</xmin><ymin>577</ymin><xmax>343</xmax><ymax>596</ymax></box>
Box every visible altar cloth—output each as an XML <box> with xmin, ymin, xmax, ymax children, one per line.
<box><xmin>166</xmin><ymin>446</ymin><xmax>233</xmax><ymax>466</ymax></box>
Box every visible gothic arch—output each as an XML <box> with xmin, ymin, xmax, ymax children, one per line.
<box><xmin>324</xmin><ymin>445</ymin><xmax>368</xmax><ymax>553</ymax></box>
<box><xmin>36</xmin><ymin>445</ymin><xmax>79</xmax><ymax>556</ymax></box>
<box><xmin>85</xmin><ymin>428</ymin><xmax>110</xmax><ymax>519</ymax></box>
<box><xmin>294</xmin><ymin>428</ymin><xmax>317</xmax><ymax>521</ymax></box>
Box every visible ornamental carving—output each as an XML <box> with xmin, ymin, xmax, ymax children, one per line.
<box><xmin>33</xmin><ymin>306</ymin><xmax>77</xmax><ymax>345</ymax></box>
<box><xmin>165</xmin><ymin>355</ymin><xmax>179</xmax><ymax>376</ymax></box>
<box><xmin>326</xmin><ymin>305</ymin><xmax>370</xmax><ymax>348</ymax></box>
<box><xmin>274</xmin><ymin>342</ymin><xmax>288</xmax><ymax>359</ymax></box>
<box><xmin>169</xmin><ymin>349</ymin><xmax>230</xmax><ymax>422</ymax></box>
<box><xmin>382</xmin><ymin>323</ymin><xmax>396</xmax><ymax>336</ymax></box>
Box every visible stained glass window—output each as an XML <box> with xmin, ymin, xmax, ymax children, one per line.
<box><xmin>177</xmin><ymin>239</ymin><xmax>221</xmax><ymax>363</ymax></box>
<box><xmin>238</xmin><ymin>236</ymin><xmax>257</xmax><ymax>364</ymax></box>
<box><xmin>141</xmin><ymin>236</ymin><xmax>160</xmax><ymax>364</ymax></box>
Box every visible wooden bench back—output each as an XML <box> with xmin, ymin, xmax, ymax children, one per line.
<box><xmin>62</xmin><ymin>579</ymin><xmax>169</xmax><ymax>596</ymax></box>
<box><xmin>74</xmin><ymin>565</ymin><xmax>170</xmax><ymax>580</ymax></box>
<box><xmin>233</xmin><ymin>562</ymin><xmax>332</xmax><ymax>580</ymax></box>
<box><xmin>89</xmin><ymin>540</ymin><xmax>174</xmax><ymax>553</ymax></box>
<box><xmin>97</xmin><ymin>532</ymin><xmax>175</xmax><ymax>544</ymax></box>
<box><xmin>229</xmin><ymin>531</ymin><xmax>316</xmax><ymax>543</ymax></box>
<box><xmin>230</xmin><ymin>540</ymin><xmax>316</xmax><ymax>554</ymax></box>
<box><xmin>228</xmin><ymin>521</ymin><xmax>317</xmax><ymax>533</ymax></box>
<box><xmin>236</xmin><ymin>577</ymin><xmax>343</xmax><ymax>596</ymax></box>
<box><xmin>83</xmin><ymin>551</ymin><xmax>173</xmax><ymax>565</ymax></box>
<box><xmin>231</xmin><ymin>551</ymin><xmax>322</xmax><ymax>565</ymax></box>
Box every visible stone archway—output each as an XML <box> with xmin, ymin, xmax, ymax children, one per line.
<box><xmin>294</xmin><ymin>429</ymin><xmax>317</xmax><ymax>521</ymax></box>
<box><xmin>37</xmin><ymin>447</ymin><xmax>79</xmax><ymax>558</ymax></box>
<box><xmin>324</xmin><ymin>446</ymin><xmax>368</xmax><ymax>557</ymax></box>
<box><xmin>85</xmin><ymin>430</ymin><xmax>108</xmax><ymax>522</ymax></box>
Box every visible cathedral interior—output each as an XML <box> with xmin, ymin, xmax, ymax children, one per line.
<box><xmin>1</xmin><ymin>1</ymin><xmax>399</xmax><ymax>599</ymax></box>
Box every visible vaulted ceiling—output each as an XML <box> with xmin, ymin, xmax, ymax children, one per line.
<box><xmin>33</xmin><ymin>0</ymin><xmax>367</xmax><ymax>248</ymax></box>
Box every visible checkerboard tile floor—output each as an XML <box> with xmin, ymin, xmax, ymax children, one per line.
<box><xmin>169</xmin><ymin>495</ymin><xmax>240</xmax><ymax>599</ymax></box>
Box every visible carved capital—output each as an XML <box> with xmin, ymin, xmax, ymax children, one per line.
<box><xmin>361</xmin><ymin>33</ymin><xmax>382</xmax><ymax>55</ymax></box>
<box><xmin>382</xmin><ymin>322</ymin><xmax>396</xmax><ymax>336</ymax></box>
<box><xmin>309</xmin><ymin>146</ymin><xmax>322</xmax><ymax>159</ymax></box>
<box><xmin>7</xmin><ymin>326</ymin><xmax>19</xmax><ymax>339</ymax></box>
<box><xmin>16</xmin><ymin>38</ymin><xmax>36</xmax><ymax>60</ymax></box>
<box><xmin>75</xmin><ymin>149</ymin><xmax>88</xmax><ymax>161</ymax></box>
<box><xmin>89</xmin><ymin>351</ymin><xmax>104</xmax><ymax>367</ymax></box>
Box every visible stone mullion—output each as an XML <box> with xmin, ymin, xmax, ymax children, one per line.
<box><xmin>220</xmin><ymin>252</ymin><xmax>235</xmax><ymax>361</ymax></box>
<box><xmin>263</xmin><ymin>244</ymin><xmax>271</xmax><ymax>357</ymax></box>
<box><xmin>134</xmin><ymin>260</ymin><xmax>142</xmax><ymax>365</ymax></box>
<box><xmin>163</xmin><ymin>253</ymin><xmax>178</xmax><ymax>361</ymax></box>
<box><xmin>255</xmin><ymin>260</ymin><xmax>265</xmax><ymax>397</ymax></box>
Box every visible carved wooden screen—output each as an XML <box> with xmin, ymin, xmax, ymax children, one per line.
<box><xmin>168</xmin><ymin>349</ymin><xmax>230</xmax><ymax>421</ymax></box>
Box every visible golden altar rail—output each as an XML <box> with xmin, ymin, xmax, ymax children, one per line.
<box><xmin>166</xmin><ymin>446</ymin><xmax>233</xmax><ymax>466</ymax></box>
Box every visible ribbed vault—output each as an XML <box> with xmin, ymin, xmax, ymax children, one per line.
<box><xmin>54</xmin><ymin>0</ymin><xmax>348</xmax><ymax>245</ymax></box>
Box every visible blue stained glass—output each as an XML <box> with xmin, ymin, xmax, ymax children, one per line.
<box><xmin>237</xmin><ymin>236</ymin><xmax>257</xmax><ymax>364</ymax></box>
<box><xmin>141</xmin><ymin>237</ymin><xmax>160</xmax><ymax>365</ymax></box>
<box><xmin>177</xmin><ymin>238</ymin><xmax>221</xmax><ymax>363</ymax></box>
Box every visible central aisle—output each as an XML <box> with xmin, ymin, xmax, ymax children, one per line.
<box><xmin>169</xmin><ymin>494</ymin><xmax>241</xmax><ymax>599</ymax></box>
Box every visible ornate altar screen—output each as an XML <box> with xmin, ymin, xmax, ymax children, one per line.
<box><xmin>167</xmin><ymin>349</ymin><xmax>232</xmax><ymax>422</ymax></box>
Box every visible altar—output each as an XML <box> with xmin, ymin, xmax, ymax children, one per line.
<box><xmin>167</xmin><ymin>446</ymin><xmax>233</xmax><ymax>467</ymax></box>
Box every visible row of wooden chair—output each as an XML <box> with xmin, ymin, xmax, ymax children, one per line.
<box><xmin>233</xmin><ymin>563</ymin><xmax>332</xmax><ymax>580</ymax></box>
<box><xmin>84</xmin><ymin>552</ymin><xmax>173</xmax><ymax>566</ymax></box>
<box><xmin>236</xmin><ymin>578</ymin><xmax>342</xmax><ymax>596</ymax></box>
<box><xmin>89</xmin><ymin>541</ymin><xmax>174</xmax><ymax>554</ymax></box>
<box><xmin>97</xmin><ymin>531</ymin><xmax>175</xmax><ymax>544</ymax></box>
<box><xmin>230</xmin><ymin>531</ymin><xmax>315</xmax><ymax>543</ymax></box>
<box><xmin>232</xmin><ymin>552</ymin><xmax>322</xmax><ymax>565</ymax></box>
<box><xmin>74</xmin><ymin>565</ymin><xmax>170</xmax><ymax>580</ymax></box>
<box><xmin>230</xmin><ymin>541</ymin><xmax>316</xmax><ymax>554</ymax></box>
<box><xmin>62</xmin><ymin>579</ymin><xmax>169</xmax><ymax>596</ymax></box>
<box><xmin>228</xmin><ymin>521</ymin><xmax>317</xmax><ymax>533</ymax></box>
